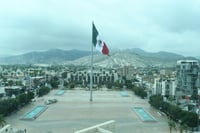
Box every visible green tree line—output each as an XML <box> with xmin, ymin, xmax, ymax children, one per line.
<box><xmin>0</xmin><ymin>91</ymin><xmax>34</xmax><ymax>116</ymax></box>
<box><xmin>130</xmin><ymin>86</ymin><xmax>147</xmax><ymax>99</ymax></box>
<box><xmin>149</xmin><ymin>95</ymin><xmax>198</xmax><ymax>130</ymax></box>
<box><xmin>38</xmin><ymin>86</ymin><xmax>50</xmax><ymax>97</ymax></box>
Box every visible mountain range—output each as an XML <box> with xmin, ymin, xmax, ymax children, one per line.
<box><xmin>0</xmin><ymin>48</ymin><xmax>197</xmax><ymax>67</ymax></box>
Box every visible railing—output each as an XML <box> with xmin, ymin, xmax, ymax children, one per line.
<box><xmin>74</xmin><ymin>120</ymin><xmax>115</xmax><ymax>133</ymax></box>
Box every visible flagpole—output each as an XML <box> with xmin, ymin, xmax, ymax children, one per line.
<box><xmin>90</xmin><ymin>29</ymin><xmax>94</xmax><ymax>102</ymax></box>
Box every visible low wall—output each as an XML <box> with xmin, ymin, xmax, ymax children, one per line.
<box><xmin>74</xmin><ymin>120</ymin><xmax>115</xmax><ymax>133</ymax></box>
<box><xmin>0</xmin><ymin>125</ymin><xmax>26</xmax><ymax>133</ymax></box>
<box><xmin>0</xmin><ymin>124</ymin><xmax>11</xmax><ymax>133</ymax></box>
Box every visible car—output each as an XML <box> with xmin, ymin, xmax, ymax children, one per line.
<box><xmin>44</xmin><ymin>99</ymin><xmax>57</xmax><ymax>105</ymax></box>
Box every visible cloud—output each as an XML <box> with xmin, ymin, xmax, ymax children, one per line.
<box><xmin>0</xmin><ymin>0</ymin><xmax>200</xmax><ymax>56</ymax></box>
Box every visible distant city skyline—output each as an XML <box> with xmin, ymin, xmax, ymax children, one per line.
<box><xmin>0</xmin><ymin>0</ymin><xmax>200</xmax><ymax>57</ymax></box>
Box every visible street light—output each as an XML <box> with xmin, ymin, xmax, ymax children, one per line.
<box><xmin>25</xmin><ymin>91</ymin><xmax>28</xmax><ymax>104</ymax></box>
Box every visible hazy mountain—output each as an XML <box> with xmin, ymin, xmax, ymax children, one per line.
<box><xmin>65</xmin><ymin>48</ymin><xmax>196</xmax><ymax>67</ymax></box>
<box><xmin>66</xmin><ymin>50</ymin><xmax>182</xmax><ymax>68</ymax></box>
<box><xmin>0</xmin><ymin>48</ymin><xmax>197</xmax><ymax>67</ymax></box>
<box><xmin>126</xmin><ymin>48</ymin><xmax>184</xmax><ymax>61</ymax></box>
<box><xmin>0</xmin><ymin>49</ymin><xmax>91</xmax><ymax>64</ymax></box>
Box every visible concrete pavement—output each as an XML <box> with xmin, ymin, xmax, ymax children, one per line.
<box><xmin>5</xmin><ymin>90</ymin><xmax>173</xmax><ymax>133</ymax></box>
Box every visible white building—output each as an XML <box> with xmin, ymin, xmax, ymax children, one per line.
<box><xmin>153</xmin><ymin>78</ymin><xmax>176</xmax><ymax>97</ymax></box>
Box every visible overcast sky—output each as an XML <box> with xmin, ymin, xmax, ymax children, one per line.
<box><xmin>0</xmin><ymin>0</ymin><xmax>200</xmax><ymax>57</ymax></box>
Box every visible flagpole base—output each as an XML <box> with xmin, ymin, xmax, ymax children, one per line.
<box><xmin>90</xmin><ymin>98</ymin><xmax>93</xmax><ymax>102</ymax></box>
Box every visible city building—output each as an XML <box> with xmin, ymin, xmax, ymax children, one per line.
<box><xmin>63</xmin><ymin>68</ymin><xmax>119</xmax><ymax>85</ymax></box>
<box><xmin>4</xmin><ymin>86</ymin><xmax>22</xmax><ymax>97</ymax></box>
<box><xmin>153</xmin><ymin>78</ymin><xmax>176</xmax><ymax>97</ymax></box>
<box><xmin>176</xmin><ymin>60</ymin><xmax>199</xmax><ymax>97</ymax></box>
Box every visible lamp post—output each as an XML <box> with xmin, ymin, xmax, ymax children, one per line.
<box><xmin>25</xmin><ymin>91</ymin><xmax>28</xmax><ymax>104</ymax></box>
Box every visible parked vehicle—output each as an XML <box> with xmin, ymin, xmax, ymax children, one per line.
<box><xmin>44</xmin><ymin>99</ymin><xmax>57</xmax><ymax>105</ymax></box>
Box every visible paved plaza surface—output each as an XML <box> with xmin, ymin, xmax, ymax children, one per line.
<box><xmin>6</xmin><ymin>90</ymin><xmax>172</xmax><ymax>133</ymax></box>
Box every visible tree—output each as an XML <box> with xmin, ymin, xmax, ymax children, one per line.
<box><xmin>27</xmin><ymin>91</ymin><xmax>34</xmax><ymax>101</ymax></box>
<box><xmin>8</xmin><ymin>80</ymin><xmax>14</xmax><ymax>86</ymax></box>
<box><xmin>64</xmin><ymin>81</ymin><xmax>68</xmax><ymax>87</ymax></box>
<box><xmin>168</xmin><ymin>96</ymin><xmax>174</xmax><ymax>103</ymax></box>
<box><xmin>50</xmin><ymin>76</ymin><xmax>59</xmax><ymax>88</ymax></box>
<box><xmin>38</xmin><ymin>86</ymin><xmax>50</xmax><ymax>97</ymax></box>
<box><xmin>132</xmin><ymin>86</ymin><xmax>147</xmax><ymax>99</ymax></box>
<box><xmin>61</xmin><ymin>72</ymin><xmax>68</xmax><ymax>79</ymax></box>
<box><xmin>178</xmin><ymin>124</ymin><xmax>188</xmax><ymax>133</ymax></box>
<box><xmin>149</xmin><ymin>95</ymin><xmax>163</xmax><ymax>109</ymax></box>
<box><xmin>69</xmin><ymin>82</ymin><xmax>75</xmax><ymax>89</ymax></box>
<box><xmin>15</xmin><ymin>81</ymin><xmax>23</xmax><ymax>86</ymax></box>
<box><xmin>114</xmin><ymin>80</ymin><xmax>123</xmax><ymax>89</ymax></box>
<box><xmin>17</xmin><ymin>93</ymin><xmax>27</xmax><ymax>106</ymax></box>
<box><xmin>190</xmin><ymin>94</ymin><xmax>198</xmax><ymax>101</ymax></box>
<box><xmin>140</xmin><ymin>91</ymin><xmax>147</xmax><ymax>99</ymax></box>
<box><xmin>168</xmin><ymin>120</ymin><xmax>176</xmax><ymax>133</ymax></box>
<box><xmin>125</xmin><ymin>80</ymin><xmax>133</xmax><ymax>89</ymax></box>
<box><xmin>106</xmin><ymin>82</ymin><xmax>113</xmax><ymax>89</ymax></box>
<box><xmin>160</xmin><ymin>102</ymin><xmax>170</xmax><ymax>114</ymax></box>
<box><xmin>0</xmin><ymin>114</ymin><xmax>6</xmax><ymax>127</ymax></box>
<box><xmin>181</xmin><ymin>112</ymin><xmax>198</xmax><ymax>131</ymax></box>
<box><xmin>169</xmin><ymin>105</ymin><xmax>182</xmax><ymax>121</ymax></box>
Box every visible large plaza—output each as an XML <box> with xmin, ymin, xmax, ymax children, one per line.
<box><xmin>5</xmin><ymin>90</ymin><xmax>171</xmax><ymax>133</ymax></box>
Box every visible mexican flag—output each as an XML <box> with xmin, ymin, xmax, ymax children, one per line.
<box><xmin>92</xmin><ymin>23</ymin><xmax>109</xmax><ymax>55</ymax></box>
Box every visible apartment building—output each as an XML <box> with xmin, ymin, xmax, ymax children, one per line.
<box><xmin>63</xmin><ymin>68</ymin><xmax>119</xmax><ymax>85</ymax></box>
<box><xmin>153</xmin><ymin>78</ymin><xmax>176</xmax><ymax>97</ymax></box>
<box><xmin>176</xmin><ymin>60</ymin><xmax>199</xmax><ymax>96</ymax></box>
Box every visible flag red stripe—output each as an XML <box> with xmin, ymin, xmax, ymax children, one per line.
<box><xmin>102</xmin><ymin>42</ymin><xmax>109</xmax><ymax>55</ymax></box>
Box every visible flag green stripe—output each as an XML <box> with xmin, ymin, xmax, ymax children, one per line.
<box><xmin>92</xmin><ymin>22</ymin><xmax>98</xmax><ymax>46</ymax></box>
